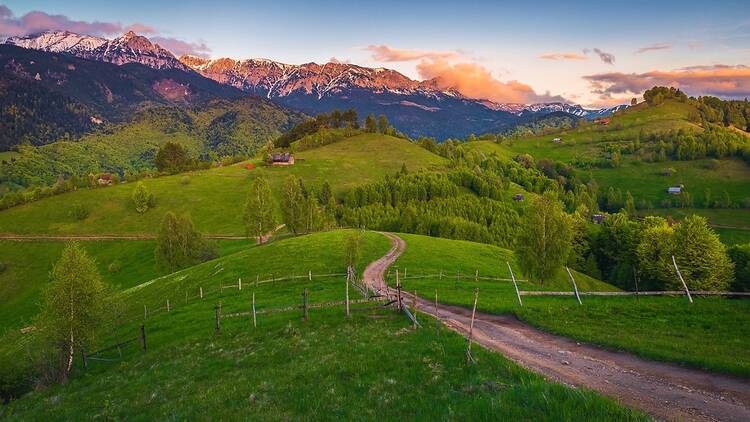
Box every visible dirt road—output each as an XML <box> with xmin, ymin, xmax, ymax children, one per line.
<box><xmin>362</xmin><ymin>232</ymin><xmax>750</xmax><ymax>422</ymax></box>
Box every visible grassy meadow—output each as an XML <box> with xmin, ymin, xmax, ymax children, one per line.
<box><xmin>393</xmin><ymin>233</ymin><xmax>750</xmax><ymax>377</ymax></box>
<box><xmin>0</xmin><ymin>230</ymin><xmax>646</xmax><ymax>421</ymax></box>
<box><xmin>0</xmin><ymin>239</ymin><xmax>250</xmax><ymax>333</ymax></box>
<box><xmin>0</xmin><ymin>134</ymin><xmax>446</xmax><ymax>236</ymax></box>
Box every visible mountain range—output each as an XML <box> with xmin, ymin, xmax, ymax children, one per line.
<box><xmin>2</xmin><ymin>30</ymin><xmax>627</xmax><ymax>143</ymax></box>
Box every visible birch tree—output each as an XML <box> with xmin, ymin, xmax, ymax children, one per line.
<box><xmin>515</xmin><ymin>191</ymin><xmax>572</xmax><ymax>285</ymax></box>
<box><xmin>244</xmin><ymin>176</ymin><xmax>277</xmax><ymax>243</ymax></box>
<box><xmin>38</xmin><ymin>242</ymin><xmax>108</xmax><ymax>382</ymax></box>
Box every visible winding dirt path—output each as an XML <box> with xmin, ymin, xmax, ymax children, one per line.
<box><xmin>363</xmin><ymin>232</ymin><xmax>750</xmax><ymax>422</ymax></box>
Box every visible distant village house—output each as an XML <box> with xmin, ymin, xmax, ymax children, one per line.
<box><xmin>271</xmin><ymin>153</ymin><xmax>295</xmax><ymax>166</ymax></box>
<box><xmin>592</xmin><ymin>213</ymin><xmax>605</xmax><ymax>224</ymax></box>
<box><xmin>667</xmin><ymin>186</ymin><xmax>682</xmax><ymax>195</ymax></box>
<box><xmin>552</xmin><ymin>137</ymin><xmax>562</xmax><ymax>143</ymax></box>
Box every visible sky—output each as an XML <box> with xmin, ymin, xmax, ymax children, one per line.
<box><xmin>2</xmin><ymin>0</ymin><xmax>749</xmax><ymax>107</ymax></box>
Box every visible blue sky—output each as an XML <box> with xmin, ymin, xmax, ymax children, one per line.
<box><xmin>2</xmin><ymin>1</ymin><xmax>749</xmax><ymax>106</ymax></box>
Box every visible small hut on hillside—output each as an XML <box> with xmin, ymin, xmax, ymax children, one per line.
<box><xmin>271</xmin><ymin>153</ymin><xmax>295</xmax><ymax>166</ymax></box>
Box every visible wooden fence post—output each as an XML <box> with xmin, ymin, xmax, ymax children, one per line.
<box><xmin>252</xmin><ymin>292</ymin><xmax>257</xmax><ymax>328</ymax></box>
<box><xmin>565</xmin><ymin>267</ymin><xmax>582</xmax><ymax>305</ymax></box>
<box><xmin>167</xmin><ymin>299</ymin><xmax>170</xmax><ymax>312</ymax></box>
<box><xmin>507</xmin><ymin>262</ymin><xmax>523</xmax><ymax>307</ymax></box>
<box><xmin>412</xmin><ymin>290</ymin><xmax>418</xmax><ymax>329</ymax></box>
<box><xmin>404</xmin><ymin>268</ymin><xmax>407</xmax><ymax>278</ymax></box>
<box><xmin>633</xmin><ymin>266</ymin><xmax>640</xmax><ymax>302</ymax></box>
<box><xmin>475</xmin><ymin>270</ymin><xmax>478</xmax><ymax>281</ymax></box>
<box><xmin>239</xmin><ymin>278</ymin><xmax>242</xmax><ymax>290</ymax></box>
<box><xmin>345</xmin><ymin>278</ymin><xmax>350</xmax><ymax>317</ymax></box>
<box><xmin>672</xmin><ymin>255</ymin><xmax>693</xmax><ymax>304</ymax></box>
<box><xmin>303</xmin><ymin>289</ymin><xmax>308</xmax><ymax>321</ymax></box>
<box><xmin>309</xmin><ymin>270</ymin><xmax>312</xmax><ymax>281</ymax></box>
<box><xmin>439</xmin><ymin>270</ymin><xmax>442</xmax><ymax>280</ymax></box>
<box><xmin>143</xmin><ymin>304</ymin><xmax>147</xmax><ymax>320</ymax></box>
<box><xmin>215</xmin><ymin>303</ymin><xmax>221</xmax><ymax>333</ymax></box>
<box><xmin>200</xmin><ymin>286</ymin><xmax>203</xmax><ymax>299</ymax></box>
<box><xmin>466</xmin><ymin>288</ymin><xmax>479</xmax><ymax>363</ymax></box>
<box><xmin>140</xmin><ymin>324</ymin><xmax>147</xmax><ymax>352</ymax></box>
<box><xmin>397</xmin><ymin>278</ymin><xmax>402</xmax><ymax>310</ymax></box>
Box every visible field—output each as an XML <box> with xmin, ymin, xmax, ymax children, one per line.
<box><xmin>0</xmin><ymin>133</ymin><xmax>446</xmax><ymax>236</ymax></box>
<box><xmin>590</xmin><ymin>157</ymin><xmax>750</xmax><ymax>208</ymax></box>
<box><xmin>0</xmin><ymin>230</ymin><xmax>645</xmax><ymax>421</ymax></box>
<box><xmin>0</xmin><ymin>239</ymin><xmax>250</xmax><ymax>333</ymax></box>
<box><xmin>393</xmin><ymin>233</ymin><xmax>750</xmax><ymax>377</ymax></box>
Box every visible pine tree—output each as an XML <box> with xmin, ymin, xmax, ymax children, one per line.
<box><xmin>244</xmin><ymin>177</ymin><xmax>277</xmax><ymax>243</ymax></box>
<box><xmin>38</xmin><ymin>242</ymin><xmax>110</xmax><ymax>381</ymax></box>
<box><xmin>377</xmin><ymin>114</ymin><xmax>389</xmax><ymax>133</ymax></box>
<box><xmin>365</xmin><ymin>114</ymin><xmax>377</xmax><ymax>133</ymax></box>
<box><xmin>132</xmin><ymin>182</ymin><xmax>152</xmax><ymax>214</ymax></box>
<box><xmin>515</xmin><ymin>192</ymin><xmax>572</xmax><ymax>285</ymax></box>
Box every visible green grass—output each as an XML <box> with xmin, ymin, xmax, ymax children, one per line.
<box><xmin>1</xmin><ymin>230</ymin><xmax>646</xmax><ymax>421</ymax></box>
<box><xmin>466</xmin><ymin>101</ymin><xmax>701</xmax><ymax>162</ymax></box>
<box><xmin>0</xmin><ymin>239</ymin><xmax>250</xmax><ymax>333</ymax></box>
<box><xmin>0</xmin><ymin>134</ymin><xmax>446</xmax><ymax>236</ymax></box>
<box><xmin>714</xmin><ymin>227</ymin><xmax>750</xmax><ymax>245</ymax></box>
<box><xmin>591</xmin><ymin>158</ymin><xmax>750</xmax><ymax>208</ymax></box>
<box><xmin>394</xmin><ymin>233</ymin><xmax>750</xmax><ymax>377</ymax></box>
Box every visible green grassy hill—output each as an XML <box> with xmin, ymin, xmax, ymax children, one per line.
<box><xmin>394</xmin><ymin>233</ymin><xmax>750</xmax><ymax>376</ymax></box>
<box><xmin>0</xmin><ymin>133</ymin><xmax>447</xmax><ymax>236</ymax></box>
<box><xmin>1</xmin><ymin>231</ymin><xmax>645</xmax><ymax>420</ymax></box>
<box><xmin>0</xmin><ymin>239</ymin><xmax>250</xmax><ymax>333</ymax></box>
<box><xmin>462</xmin><ymin>100</ymin><xmax>750</xmax><ymax>239</ymax></box>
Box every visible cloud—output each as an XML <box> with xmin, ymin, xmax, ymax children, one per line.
<box><xmin>151</xmin><ymin>36</ymin><xmax>211</xmax><ymax>58</ymax></box>
<box><xmin>540</xmin><ymin>52</ymin><xmax>588</xmax><ymax>61</ymax></box>
<box><xmin>0</xmin><ymin>5</ymin><xmax>152</xmax><ymax>37</ymax></box>
<box><xmin>328</xmin><ymin>56</ymin><xmax>350</xmax><ymax>64</ymax></box>
<box><xmin>416</xmin><ymin>59</ymin><xmax>566</xmax><ymax>104</ymax></box>
<box><xmin>584</xmin><ymin>64</ymin><xmax>750</xmax><ymax>99</ymax></box>
<box><xmin>635</xmin><ymin>43</ymin><xmax>672</xmax><ymax>54</ymax></box>
<box><xmin>364</xmin><ymin>44</ymin><xmax>462</xmax><ymax>62</ymax></box>
<box><xmin>125</xmin><ymin>23</ymin><xmax>157</xmax><ymax>35</ymax></box>
<box><xmin>583</xmin><ymin>48</ymin><xmax>616</xmax><ymax>64</ymax></box>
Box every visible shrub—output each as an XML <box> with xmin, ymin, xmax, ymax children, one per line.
<box><xmin>0</xmin><ymin>261</ymin><xmax>6</xmax><ymax>274</ymax></box>
<box><xmin>107</xmin><ymin>260</ymin><xmax>121</xmax><ymax>273</ymax></box>
<box><xmin>132</xmin><ymin>182</ymin><xmax>153</xmax><ymax>214</ymax></box>
<box><xmin>180</xmin><ymin>176</ymin><xmax>191</xmax><ymax>185</ymax></box>
<box><xmin>728</xmin><ymin>244</ymin><xmax>750</xmax><ymax>291</ymax></box>
<box><xmin>69</xmin><ymin>203</ymin><xmax>90</xmax><ymax>220</ymax></box>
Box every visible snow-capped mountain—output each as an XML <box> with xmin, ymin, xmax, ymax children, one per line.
<box><xmin>3</xmin><ymin>30</ymin><xmax>627</xmax><ymax>139</ymax></box>
<box><xmin>482</xmin><ymin>101</ymin><xmax>628</xmax><ymax>119</ymax></box>
<box><xmin>179</xmin><ymin>55</ymin><xmax>460</xmax><ymax>100</ymax></box>
<box><xmin>4</xmin><ymin>30</ymin><xmax>188</xmax><ymax>71</ymax></box>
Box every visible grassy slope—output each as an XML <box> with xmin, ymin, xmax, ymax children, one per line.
<box><xmin>394</xmin><ymin>233</ymin><xmax>750</xmax><ymax>377</ymax></box>
<box><xmin>0</xmin><ymin>134</ymin><xmax>446</xmax><ymax>236</ymax></box>
<box><xmin>2</xmin><ymin>230</ymin><xmax>645</xmax><ymax>421</ymax></box>
<box><xmin>464</xmin><ymin>101</ymin><xmax>750</xmax><ymax>233</ymax></box>
<box><xmin>0</xmin><ymin>240</ymin><xmax>249</xmax><ymax>333</ymax></box>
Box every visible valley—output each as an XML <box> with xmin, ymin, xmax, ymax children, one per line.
<box><xmin>1</xmin><ymin>9</ymin><xmax>750</xmax><ymax>421</ymax></box>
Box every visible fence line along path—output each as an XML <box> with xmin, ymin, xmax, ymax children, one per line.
<box><xmin>362</xmin><ymin>232</ymin><xmax>750</xmax><ymax>422</ymax></box>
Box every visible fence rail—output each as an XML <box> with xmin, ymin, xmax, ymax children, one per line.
<box><xmin>520</xmin><ymin>290</ymin><xmax>750</xmax><ymax>297</ymax></box>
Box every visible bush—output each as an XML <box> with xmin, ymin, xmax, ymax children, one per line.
<box><xmin>69</xmin><ymin>203</ymin><xmax>90</xmax><ymax>220</ymax></box>
<box><xmin>0</xmin><ymin>261</ymin><xmax>6</xmax><ymax>274</ymax></box>
<box><xmin>728</xmin><ymin>244</ymin><xmax>750</xmax><ymax>291</ymax></box>
<box><xmin>180</xmin><ymin>176</ymin><xmax>191</xmax><ymax>185</ymax></box>
<box><xmin>107</xmin><ymin>260</ymin><xmax>121</xmax><ymax>273</ymax></box>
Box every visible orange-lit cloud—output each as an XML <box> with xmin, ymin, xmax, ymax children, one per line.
<box><xmin>417</xmin><ymin>59</ymin><xmax>565</xmax><ymax>104</ymax></box>
<box><xmin>635</xmin><ymin>43</ymin><xmax>672</xmax><ymax>54</ymax></box>
<box><xmin>365</xmin><ymin>44</ymin><xmax>462</xmax><ymax>62</ymax></box>
<box><xmin>584</xmin><ymin>64</ymin><xmax>750</xmax><ymax>99</ymax></box>
<box><xmin>540</xmin><ymin>52</ymin><xmax>588</xmax><ymax>61</ymax></box>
